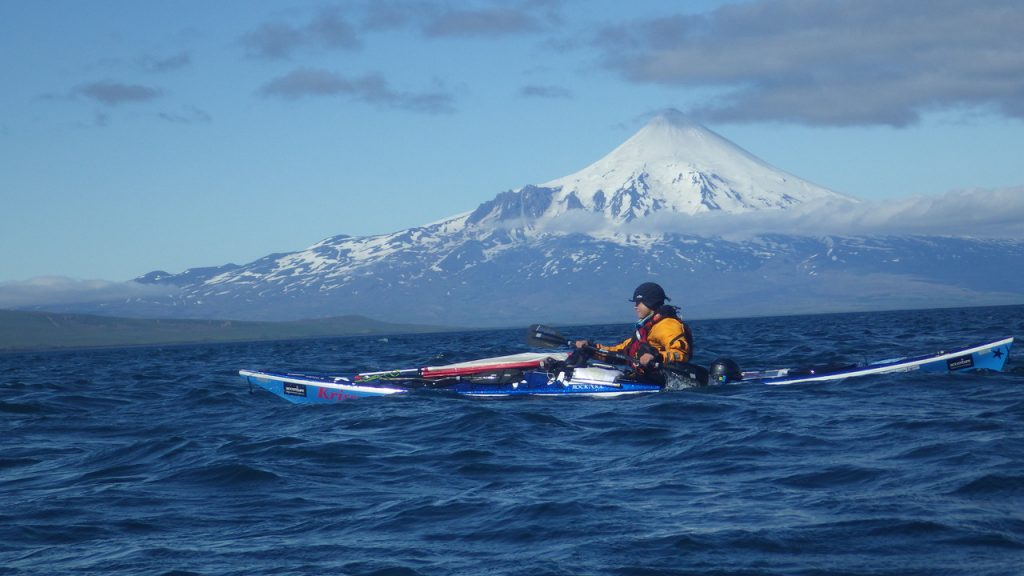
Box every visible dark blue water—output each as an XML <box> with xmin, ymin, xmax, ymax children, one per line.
<box><xmin>2</xmin><ymin>306</ymin><xmax>1024</xmax><ymax>575</ymax></box>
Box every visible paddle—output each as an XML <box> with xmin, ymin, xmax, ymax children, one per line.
<box><xmin>527</xmin><ymin>323</ymin><xmax>572</xmax><ymax>348</ymax></box>
<box><xmin>354</xmin><ymin>367</ymin><xmax>427</xmax><ymax>382</ymax></box>
<box><xmin>527</xmin><ymin>324</ymin><xmax>631</xmax><ymax>364</ymax></box>
<box><xmin>526</xmin><ymin>324</ymin><xmax>709</xmax><ymax>386</ymax></box>
<box><xmin>354</xmin><ymin>352</ymin><xmax>557</xmax><ymax>382</ymax></box>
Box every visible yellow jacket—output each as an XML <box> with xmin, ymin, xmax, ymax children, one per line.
<box><xmin>597</xmin><ymin>314</ymin><xmax>692</xmax><ymax>364</ymax></box>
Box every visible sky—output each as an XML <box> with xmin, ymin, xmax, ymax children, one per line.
<box><xmin>2</xmin><ymin>0</ymin><xmax>1024</xmax><ymax>293</ymax></box>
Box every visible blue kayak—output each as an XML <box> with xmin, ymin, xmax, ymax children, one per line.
<box><xmin>240</xmin><ymin>337</ymin><xmax>1014</xmax><ymax>404</ymax></box>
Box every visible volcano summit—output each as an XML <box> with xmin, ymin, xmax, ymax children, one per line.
<box><xmin>465</xmin><ymin>110</ymin><xmax>855</xmax><ymax>233</ymax></box>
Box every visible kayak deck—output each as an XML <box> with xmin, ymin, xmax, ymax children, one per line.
<box><xmin>742</xmin><ymin>336</ymin><xmax>1014</xmax><ymax>385</ymax></box>
<box><xmin>452</xmin><ymin>368</ymin><xmax>662</xmax><ymax>398</ymax></box>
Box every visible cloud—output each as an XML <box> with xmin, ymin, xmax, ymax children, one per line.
<box><xmin>140</xmin><ymin>51</ymin><xmax>192</xmax><ymax>73</ymax></box>
<box><xmin>309</xmin><ymin>8</ymin><xmax>363</xmax><ymax>49</ymax></box>
<box><xmin>520</xmin><ymin>84</ymin><xmax>572</xmax><ymax>99</ymax></box>
<box><xmin>422</xmin><ymin>6</ymin><xmax>546</xmax><ymax>37</ymax></box>
<box><xmin>361</xmin><ymin>1</ymin><xmax>430</xmax><ymax>30</ymax></box>
<box><xmin>824</xmin><ymin>187</ymin><xmax>1024</xmax><ymax>238</ymax></box>
<box><xmin>242</xmin><ymin>22</ymin><xmax>306</xmax><ymax>60</ymax></box>
<box><xmin>0</xmin><ymin>277</ymin><xmax>179</xmax><ymax>309</ymax></box>
<box><xmin>531</xmin><ymin>188</ymin><xmax>1024</xmax><ymax>239</ymax></box>
<box><xmin>74</xmin><ymin>81</ymin><xmax>162</xmax><ymax>106</ymax></box>
<box><xmin>596</xmin><ymin>0</ymin><xmax>1024</xmax><ymax>126</ymax></box>
<box><xmin>240</xmin><ymin>2</ymin><xmax>562</xmax><ymax>112</ymax></box>
<box><xmin>158</xmin><ymin>105</ymin><xmax>212</xmax><ymax>124</ymax></box>
<box><xmin>241</xmin><ymin>7</ymin><xmax>361</xmax><ymax>60</ymax></box>
<box><xmin>243</xmin><ymin>1</ymin><xmax>560</xmax><ymax>57</ymax></box>
<box><xmin>259</xmin><ymin>68</ymin><xmax>456</xmax><ymax>113</ymax></box>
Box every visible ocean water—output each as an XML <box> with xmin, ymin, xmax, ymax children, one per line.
<box><xmin>2</xmin><ymin>305</ymin><xmax>1023</xmax><ymax>576</ymax></box>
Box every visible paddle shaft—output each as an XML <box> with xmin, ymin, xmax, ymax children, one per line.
<box><xmin>355</xmin><ymin>358</ymin><xmax>549</xmax><ymax>382</ymax></box>
<box><xmin>527</xmin><ymin>324</ymin><xmax>635</xmax><ymax>366</ymax></box>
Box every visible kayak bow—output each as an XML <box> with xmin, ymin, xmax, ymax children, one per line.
<box><xmin>741</xmin><ymin>336</ymin><xmax>1014</xmax><ymax>386</ymax></box>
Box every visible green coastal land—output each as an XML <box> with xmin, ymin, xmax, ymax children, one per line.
<box><xmin>0</xmin><ymin>309</ymin><xmax>450</xmax><ymax>352</ymax></box>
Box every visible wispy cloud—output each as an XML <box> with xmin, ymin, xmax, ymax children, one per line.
<box><xmin>421</xmin><ymin>6</ymin><xmax>547</xmax><ymax>37</ymax></box>
<box><xmin>242</xmin><ymin>1</ymin><xmax>560</xmax><ymax>58</ymax></box>
<box><xmin>241</xmin><ymin>7</ymin><xmax>361</xmax><ymax>60</ymax></box>
<box><xmin>361</xmin><ymin>1</ymin><xmax>432</xmax><ymax>31</ymax></box>
<box><xmin>596</xmin><ymin>0</ymin><xmax>1024</xmax><ymax>126</ymax></box>
<box><xmin>158</xmin><ymin>105</ymin><xmax>212</xmax><ymax>125</ymax></box>
<box><xmin>241</xmin><ymin>2</ymin><xmax>563</xmax><ymax>114</ymax></box>
<box><xmin>520</xmin><ymin>84</ymin><xmax>572</xmax><ymax>99</ymax></box>
<box><xmin>259</xmin><ymin>68</ymin><xmax>456</xmax><ymax>113</ymax></box>
<box><xmin>0</xmin><ymin>277</ymin><xmax>179</xmax><ymax>309</ymax></box>
<box><xmin>74</xmin><ymin>81</ymin><xmax>162</xmax><ymax>107</ymax></box>
<box><xmin>139</xmin><ymin>51</ymin><xmax>192</xmax><ymax>73</ymax></box>
<box><xmin>242</xmin><ymin>22</ymin><xmax>307</xmax><ymax>60</ymax></box>
<box><xmin>532</xmin><ymin>188</ymin><xmax>1024</xmax><ymax>239</ymax></box>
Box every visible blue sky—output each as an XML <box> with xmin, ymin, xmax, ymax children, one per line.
<box><xmin>2</xmin><ymin>0</ymin><xmax>1023</xmax><ymax>287</ymax></box>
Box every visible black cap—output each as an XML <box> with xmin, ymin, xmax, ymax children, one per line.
<box><xmin>630</xmin><ymin>282</ymin><xmax>669</xmax><ymax>309</ymax></box>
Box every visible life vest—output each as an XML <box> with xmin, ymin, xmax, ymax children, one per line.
<box><xmin>625</xmin><ymin>313</ymin><xmax>658</xmax><ymax>358</ymax></box>
<box><xmin>599</xmin><ymin>306</ymin><xmax>692</xmax><ymax>365</ymax></box>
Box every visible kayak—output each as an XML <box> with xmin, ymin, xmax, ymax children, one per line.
<box><xmin>240</xmin><ymin>336</ymin><xmax>1014</xmax><ymax>404</ymax></box>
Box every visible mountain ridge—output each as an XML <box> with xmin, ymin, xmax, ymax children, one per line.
<box><xmin>17</xmin><ymin>112</ymin><xmax>1024</xmax><ymax>325</ymax></box>
<box><xmin>74</xmin><ymin>232</ymin><xmax>1019</xmax><ymax>325</ymax></box>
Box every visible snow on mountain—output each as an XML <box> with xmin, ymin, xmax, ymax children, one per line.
<box><xmin>74</xmin><ymin>232</ymin><xmax>1024</xmax><ymax>325</ymax></box>
<box><xmin>467</xmin><ymin>110</ymin><xmax>856</xmax><ymax>230</ymax></box>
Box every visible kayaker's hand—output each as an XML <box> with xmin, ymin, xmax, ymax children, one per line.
<box><xmin>575</xmin><ymin>340</ymin><xmax>589</xmax><ymax>349</ymax></box>
<box><xmin>639</xmin><ymin>352</ymin><xmax>656</xmax><ymax>367</ymax></box>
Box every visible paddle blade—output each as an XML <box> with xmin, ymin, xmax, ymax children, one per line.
<box><xmin>526</xmin><ymin>324</ymin><xmax>570</xmax><ymax>348</ymax></box>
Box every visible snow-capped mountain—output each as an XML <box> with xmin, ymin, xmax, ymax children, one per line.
<box><xmin>466</xmin><ymin>110</ymin><xmax>854</xmax><ymax>231</ymax></box>
<box><xmin>42</xmin><ymin>111</ymin><xmax>1024</xmax><ymax>326</ymax></box>
<box><xmin>542</xmin><ymin>110</ymin><xmax>852</xmax><ymax>217</ymax></box>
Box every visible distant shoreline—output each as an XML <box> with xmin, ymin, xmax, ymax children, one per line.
<box><xmin>4</xmin><ymin>303</ymin><xmax>1020</xmax><ymax>354</ymax></box>
<box><xmin>0</xmin><ymin>309</ymin><xmax>455</xmax><ymax>353</ymax></box>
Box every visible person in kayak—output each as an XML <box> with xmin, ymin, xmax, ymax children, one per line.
<box><xmin>574</xmin><ymin>282</ymin><xmax>693</xmax><ymax>382</ymax></box>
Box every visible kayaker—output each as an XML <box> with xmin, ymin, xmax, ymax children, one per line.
<box><xmin>574</xmin><ymin>282</ymin><xmax>692</xmax><ymax>382</ymax></box>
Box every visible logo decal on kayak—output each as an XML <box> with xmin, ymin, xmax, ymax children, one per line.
<box><xmin>283</xmin><ymin>383</ymin><xmax>307</xmax><ymax>397</ymax></box>
<box><xmin>317</xmin><ymin>387</ymin><xmax>359</xmax><ymax>401</ymax></box>
<box><xmin>947</xmin><ymin>355</ymin><xmax>974</xmax><ymax>371</ymax></box>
